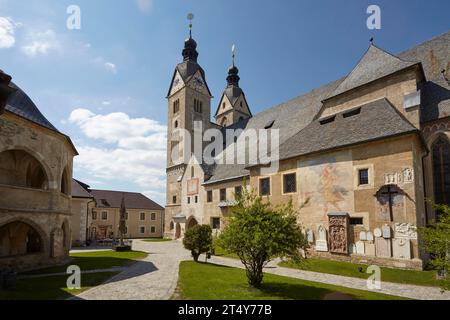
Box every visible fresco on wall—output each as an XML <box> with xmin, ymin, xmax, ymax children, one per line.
<box><xmin>298</xmin><ymin>151</ymin><xmax>354</xmax><ymax>219</ymax></box>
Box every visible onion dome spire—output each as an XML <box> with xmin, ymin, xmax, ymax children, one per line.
<box><xmin>182</xmin><ymin>13</ymin><xmax>198</xmax><ymax>62</ymax></box>
<box><xmin>227</xmin><ymin>44</ymin><xmax>240</xmax><ymax>87</ymax></box>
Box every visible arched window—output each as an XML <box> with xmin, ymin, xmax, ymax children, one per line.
<box><xmin>432</xmin><ymin>136</ymin><xmax>450</xmax><ymax>211</ymax></box>
<box><xmin>61</xmin><ymin>167</ymin><xmax>69</xmax><ymax>195</ymax></box>
<box><xmin>174</xmin><ymin>120</ymin><xmax>178</xmax><ymax>128</ymax></box>
<box><xmin>191</xmin><ymin>166</ymin><xmax>194</xmax><ymax>178</ymax></box>
<box><xmin>0</xmin><ymin>150</ymin><xmax>48</xmax><ymax>189</ymax></box>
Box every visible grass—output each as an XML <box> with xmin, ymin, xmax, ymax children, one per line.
<box><xmin>23</xmin><ymin>250</ymin><xmax>148</xmax><ymax>275</ymax></box>
<box><xmin>279</xmin><ymin>258</ymin><xmax>445</xmax><ymax>288</ymax></box>
<box><xmin>143</xmin><ymin>238</ymin><xmax>173</xmax><ymax>242</ymax></box>
<box><xmin>1</xmin><ymin>250</ymin><xmax>148</xmax><ymax>300</ymax></box>
<box><xmin>0</xmin><ymin>272</ymin><xmax>117</xmax><ymax>300</ymax></box>
<box><xmin>175</xmin><ymin>261</ymin><xmax>406</xmax><ymax>300</ymax></box>
<box><xmin>213</xmin><ymin>244</ymin><xmax>240</xmax><ymax>259</ymax></box>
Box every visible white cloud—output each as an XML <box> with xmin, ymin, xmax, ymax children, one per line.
<box><xmin>136</xmin><ymin>0</ymin><xmax>153</xmax><ymax>13</ymax></box>
<box><xmin>21</xmin><ymin>29</ymin><xmax>60</xmax><ymax>57</ymax></box>
<box><xmin>0</xmin><ymin>17</ymin><xmax>18</xmax><ymax>49</ymax></box>
<box><xmin>69</xmin><ymin>108</ymin><xmax>167</xmax><ymax>204</ymax></box>
<box><xmin>93</xmin><ymin>57</ymin><xmax>117</xmax><ymax>74</ymax></box>
<box><xmin>69</xmin><ymin>108</ymin><xmax>166</xmax><ymax>144</ymax></box>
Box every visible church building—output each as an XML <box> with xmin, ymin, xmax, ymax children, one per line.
<box><xmin>165</xmin><ymin>26</ymin><xmax>450</xmax><ymax>270</ymax></box>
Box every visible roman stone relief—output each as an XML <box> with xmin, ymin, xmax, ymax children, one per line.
<box><xmin>384</xmin><ymin>168</ymin><xmax>414</xmax><ymax>185</ymax></box>
<box><xmin>328</xmin><ymin>214</ymin><xmax>349</xmax><ymax>254</ymax></box>
<box><xmin>394</xmin><ymin>223</ymin><xmax>418</xmax><ymax>240</ymax></box>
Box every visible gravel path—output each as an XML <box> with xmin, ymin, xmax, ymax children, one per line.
<box><xmin>73</xmin><ymin>240</ymin><xmax>190</xmax><ymax>300</ymax></box>
<box><xmin>206</xmin><ymin>255</ymin><xmax>450</xmax><ymax>300</ymax></box>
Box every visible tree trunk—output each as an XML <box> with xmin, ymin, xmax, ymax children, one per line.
<box><xmin>246</xmin><ymin>262</ymin><xmax>264</xmax><ymax>288</ymax></box>
<box><xmin>192</xmin><ymin>251</ymin><xmax>200</xmax><ymax>262</ymax></box>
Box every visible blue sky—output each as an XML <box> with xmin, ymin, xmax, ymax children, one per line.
<box><xmin>0</xmin><ymin>0</ymin><xmax>449</xmax><ymax>205</ymax></box>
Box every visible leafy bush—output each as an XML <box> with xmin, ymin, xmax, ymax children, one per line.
<box><xmin>218</xmin><ymin>188</ymin><xmax>309</xmax><ymax>288</ymax></box>
<box><xmin>183</xmin><ymin>224</ymin><xmax>213</xmax><ymax>262</ymax></box>
<box><xmin>419</xmin><ymin>202</ymin><xmax>450</xmax><ymax>291</ymax></box>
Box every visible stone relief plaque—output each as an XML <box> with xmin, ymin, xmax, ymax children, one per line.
<box><xmin>382</xmin><ymin>224</ymin><xmax>392</xmax><ymax>239</ymax></box>
<box><xmin>359</xmin><ymin>231</ymin><xmax>367</xmax><ymax>241</ymax></box>
<box><xmin>327</xmin><ymin>213</ymin><xmax>349</xmax><ymax>254</ymax></box>
<box><xmin>394</xmin><ymin>223</ymin><xmax>417</xmax><ymax>240</ymax></box>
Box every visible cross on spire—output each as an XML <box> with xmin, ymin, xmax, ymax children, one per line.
<box><xmin>232</xmin><ymin>44</ymin><xmax>236</xmax><ymax>67</ymax></box>
<box><xmin>187</xmin><ymin>13</ymin><xmax>194</xmax><ymax>39</ymax></box>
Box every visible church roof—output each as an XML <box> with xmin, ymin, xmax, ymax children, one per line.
<box><xmin>279</xmin><ymin>98</ymin><xmax>418</xmax><ymax>161</ymax></box>
<box><xmin>398</xmin><ymin>31</ymin><xmax>450</xmax><ymax>122</ymax></box>
<box><xmin>203</xmin><ymin>31</ymin><xmax>450</xmax><ymax>184</ymax></box>
<box><xmin>325</xmin><ymin>44</ymin><xmax>419</xmax><ymax>100</ymax></box>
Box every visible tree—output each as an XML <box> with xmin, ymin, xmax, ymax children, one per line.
<box><xmin>418</xmin><ymin>202</ymin><xmax>450</xmax><ymax>291</ymax></box>
<box><xmin>218</xmin><ymin>188</ymin><xmax>309</xmax><ymax>288</ymax></box>
<box><xmin>183</xmin><ymin>224</ymin><xmax>213</xmax><ymax>262</ymax></box>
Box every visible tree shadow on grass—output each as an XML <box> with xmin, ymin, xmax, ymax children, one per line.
<box><xmin>258</xmin><ymin>282</ymin><xmax>339</xmax><ymax>300</ymax></box>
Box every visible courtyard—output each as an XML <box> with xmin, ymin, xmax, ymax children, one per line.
<box><xmin>1</xmin><ymin>240</ymin><xmax>449</xmax><ymax>300</ymax></box>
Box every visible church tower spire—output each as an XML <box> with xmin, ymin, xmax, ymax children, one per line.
<box><xmin>182</xmin><ymin>13</ymin><xmax>198</xmax><ymax>62</ymax></box>
<box><xmin>215</xmin><ymin>45</ymin><xmax>252</xmax><ymax>127</ymax></box>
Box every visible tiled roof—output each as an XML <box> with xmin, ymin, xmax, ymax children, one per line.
<box><xmin>279</xmin><ymin>98</ymin><xmax>418</xmax><ymax>160</ymax></box>
<box><xmin>203</xmin><ymin>31</ymin><xmax>450</xmax><ymax>183</ymax></box>
<box><xmin>5</xmin><ymin>82</ymin><xmax>58</xmax><ymax>131</ymax></box>
<box><xmin>71</xmin><ymin>179</ymin><xmax>93</xmax><ymax>198</ymax></box>
<box><xmin>89</xmin><ymin>189</ymin><xmax>164</xmax><ymax>210</ymax></box>
<box><xmin>326</xmin><ymin>45</ymin><xmax>418</xmax><ymax>100</ymax></box>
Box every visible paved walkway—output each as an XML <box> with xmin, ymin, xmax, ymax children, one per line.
<box><xmin>73</xmin><ymin>240</ymin><xmax>190</xmax><ymax>300</ymax></box>
<box><xmin>206</xmin><ymin>255</ymin><xmax>450</xmax><ymax>300</ymax></box>
<box><xmin>72</xmin><ymin>240</ymin><xmax>449</xmax><ymax>300</ymax></box>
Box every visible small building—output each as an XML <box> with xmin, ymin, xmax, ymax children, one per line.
<box><xmin>69</xmin><ymin>179</ymin><xmax>165</xmax><ymax>242</ymax></box>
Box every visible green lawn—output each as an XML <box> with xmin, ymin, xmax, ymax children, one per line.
<box><xmin>279</xmin><ymin>258</ymin><xmax>445</xmax><ymax>288</ymax></box>
<box><xmin>143</xmin><ymin>238</ymin><xmax>173</xmax><ymax>242</ymax></box>
<box><xmin>0</xmin><ymin>272</ymin><xmax>116</xmax><ymax>300</ymax></box>
<box><xmin>213</xmin><ymin>244</ymin><xmax>240</xmax><ymax>259</ymax></box>
<box><xmin>23</xmin><ymin>250</ymin><xmax>147</xmax><ymax>275</ymax></box>
<box><xmin>1</xmin><ymin>250</ymin><xmax>148</xmax><ymax>300</ymax></box>
<box><xmin>175</xmin><ymin>261</ymin><xmax>406</xmax><ymax>300</ymax></box>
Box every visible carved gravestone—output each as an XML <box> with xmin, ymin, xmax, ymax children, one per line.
<box><xmin>365</xmin><ymin>243</ymin><xmax>376</xmax><ymax>256</ymax></box>
<box><xmin>327</xmin><ymin>213</ymin><xmax>349</xmax><ymax>254</ymax></box>
<box><xmin>306</xmin><ymin>229</ymin><xmax>314</xmax><ymax>244</ymax></box>
<box><xmin>382</xmin><ymin>224</ymin><xmax>392</xmax><ymax>239</ymax></box>
<box><xmin>359</xmin><ymin>231</ymin><xmax>367</xmax><ymax>241</ymax></box>
<box><xmin>392</xmin><ymin>238</ymin><xmax>412</xmax><ymax>259</ymax></box>
<box><xmin>375</xmin><ymin>237</ymin><xmax>392</xmax><ymax>258</ymax></box>
<box><xmin>356</xmin><ymin>241</ymin><xmax>365</xmax><ymax>255</ymax></box>
<box><xmin>366</xmin><ymin>231</ymin><xmax>375</xmax><ymax>241</ymax></box>
<box><xmin>349</xmin><ymin>243</ymin><xmax>357</xmax><ymax>254</ymax></box>
<box><xmin>315</xmin><ymin>225</ymin><xmax>328</xmax><ymax>252</ymax></box>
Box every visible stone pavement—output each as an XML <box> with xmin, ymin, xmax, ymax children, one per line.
<box><xmin>206</xmin><ymin>255</ymin><xmax>450</xmax><ymax>300</ymax></box>
<box><xmin>73</xmin><ymin>240</ymin><xmax>449</xmax><ymax>300</ymax></box>
<box><xmin>73</xmin><ymin>239</ymin><xmax>190</xmax><ymax>300</ymax></box>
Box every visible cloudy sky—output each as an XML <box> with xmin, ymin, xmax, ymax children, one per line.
<box><xmin>0</xmin><ymin>0</ymin><xmax>449</xmax><ymax>205</ymax></box>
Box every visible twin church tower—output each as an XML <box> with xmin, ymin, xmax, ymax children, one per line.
<box><xmin>165</xmin><ymin>20</ymin><xmax>252</xmax><ymax>233</ymax></box>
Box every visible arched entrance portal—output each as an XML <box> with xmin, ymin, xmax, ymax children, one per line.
<box><xmin>175</xmin><ymin>223</ymin><xmax>181</xmax><ymax>239</ymax></box>
<box><xmin>0</xmin><ymin>221</ymin><xmax>44</xmax><ymax>257</ymax></box>
<box><xmin>187</xmin><ymin>217</ymin><xmax>198</xmax><ymax>230</ymax></box>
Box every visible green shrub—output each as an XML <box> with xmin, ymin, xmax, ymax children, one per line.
<box><xmin>183</xmin><ymin>224</ymin><xmax>213</xmax><ymax>262</ymax></box>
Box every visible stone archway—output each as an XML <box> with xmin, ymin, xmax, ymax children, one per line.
<box><xmin>175</xmin><ymin>223</ymin><xmax>181</xmax><ymax>239</ymax></box>
<box><xmin>186</xmin><ymin>217</ymin><xmax>198</xmax><ymax>230</ymax></box>
<box><xmin>0</xmin><ymin>149</ymin><xmax>49</xmax><ymax>189</ymax></box>
<box><xmin>0</xmin><ymin>221</ymin><xmax>45</xmax><ymax>257</ymax></box>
